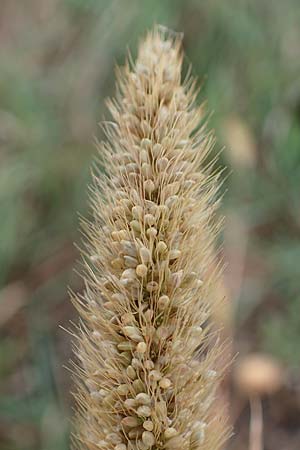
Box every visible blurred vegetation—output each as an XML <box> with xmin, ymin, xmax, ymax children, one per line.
<box><xmin>1</xmin><ymin>0</ymin><xmax>300</xmax><ymax>449</ymax></box>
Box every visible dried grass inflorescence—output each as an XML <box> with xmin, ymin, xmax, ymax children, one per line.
<box><xmin>72</xmin><ymin>26</ymin><xmax>228</xmax><ymax>450</ymax></box>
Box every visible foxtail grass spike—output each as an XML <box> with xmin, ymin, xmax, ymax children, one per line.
<box><xmin>71</xmin><ymin>26</ymin><xmax>229</xmax><ymax>450</ymax></box>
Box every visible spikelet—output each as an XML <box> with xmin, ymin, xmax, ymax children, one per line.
<box><xmin>71</xmin><ymin>26</ymin><xmax>229</xmax><ymax>450</ymax></box>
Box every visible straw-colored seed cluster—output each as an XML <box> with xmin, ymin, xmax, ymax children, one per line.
<box><xmin>72</xmin><ymin>27</ymin><xmax>227</xmax><ymax>450</ymax></box>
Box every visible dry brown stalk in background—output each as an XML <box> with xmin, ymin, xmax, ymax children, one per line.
<box><xmin>71</xmin><ymin>26</ymin><xmax>229</xmax><ymax>450</ymax></box>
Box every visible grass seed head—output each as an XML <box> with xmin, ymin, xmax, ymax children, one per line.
<box><xmin>72</xmin><ymin>25</ymin><xmax>228</xmax><ymax>450</ymax></box>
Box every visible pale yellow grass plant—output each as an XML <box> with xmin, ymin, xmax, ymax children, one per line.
<box><xmin>71</xmin><ymin>26</ymin><xmax>228</xmax><ymax>450</ymax></box>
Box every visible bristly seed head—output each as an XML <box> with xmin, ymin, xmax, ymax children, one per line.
<box><xmin>72</xmin><ymin>25</ymin><xmax>228</xmax><ymax>450</ymax></box>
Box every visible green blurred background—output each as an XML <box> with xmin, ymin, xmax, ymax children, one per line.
<box><xmin>1</xmin><ymin>1</ymin><xmax>300</xmax><ymax>449</ymax></box>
